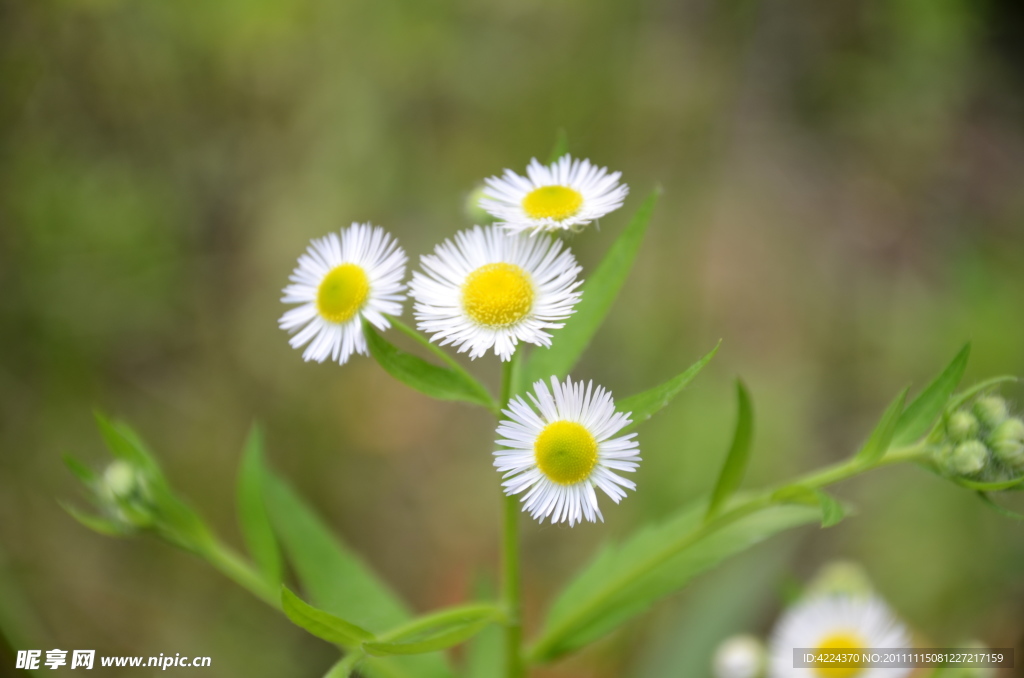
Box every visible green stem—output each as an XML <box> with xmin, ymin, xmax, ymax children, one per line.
<box><xmin>499</xmin><ymin>356</ymin><xmax>525</xmax><ymax>678</ymax></box>
<box><xmin>201</xmin><ymin>539</ymin><xmax>280</xmax><ymax>609</ymax></box>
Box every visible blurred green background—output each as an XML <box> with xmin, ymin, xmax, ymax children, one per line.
<box><xmin>2</xmin><ymin>0</ymin><xmax>1024</xmax><ymax>675</ymax></box>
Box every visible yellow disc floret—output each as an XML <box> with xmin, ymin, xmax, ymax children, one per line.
<box><xmin>522</xmin><ymin>185</ymin><xmax>584</xmax><ymax>220</ymax></box>
<box><xmin>534</xmin><ymin>421</ymin><xmax>598</xmax><ymax>485</ymax></box>
<box><xmin>813</xmin><ymin>632</ymin><xmax>867</xmax><ymax>678</ymax></box>
<box><xmin>317</xmin><ymin>264</ymin><xmax>370</xmax><ymax>323</ymax></box>
<box><xmin>462</xmin><ymin>263</ymin><xmax>534</xmax><ymax>327</ymax></box>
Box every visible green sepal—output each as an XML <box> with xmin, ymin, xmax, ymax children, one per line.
<box><xmin>617</xmin><ymin>342</ymin><xmax>720</xmax><ymax>433</ymax></box>
<box><xmin>59</xmin><ymin>502</ymin><xmax>130</xmax><ymax>537</ymax></box>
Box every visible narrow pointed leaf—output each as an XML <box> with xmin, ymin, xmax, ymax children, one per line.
<box><xmin>853</xmin><ymin>388</ymin><xmax>908</xmax><ymax>465</ymax></box>
<box><xmin>618</xmin><ymin>342</ymin><xmax>720</xmax><ymax>433</ymax></box>
<box><xmin>530</xmin><ymin>500</ymin><xmax>819</xmax><ymax>662</ymax></box>
<box><xmin>976</xmin><ymin>492</ymin><xmax>1024</xmax><ymax>521</ymax></box>
<box><xmin>547</xmin><ymin>129</ymin><xmax>569</xmax><ymax>163</ymax></box>
<box><xmin>770</xmin><ymin>486</ymin><xmax>849</xmax><ymax>528</ymax></box>
<box><xmin>93</xmin><ymin>413</ymin><xmax>157</xmax><ymax>472</ymax></box>
<box><xmin>891</xmin><ymin>344</ymin><xmax>970</xmax><ymax>446</ymax></box>
<box><xmin>364</xmin><ymin>606</ymin><xmax>499</xmax><ymax>657</ymax></box>
<box><xmin>237</xmin><ymin>425</ymin><xmax>282</xmax><ymax>587</ymax></box>
<box><xmin>60</xmin><ymin>503</ymin><xmax>128</xmax><ymax>537</ymax></box>
<box><xmin>63</xmin><ymin>455</ymin><xmax>97</xmax><ymax>484</ymax></box>
<box><xmin>282</xmin><ymin>586</ymin><xmax>374</xmax><ymax>647</ymax></box>
<box><xmin>263</xmin><ymin>473</ymin><xmax>452</xmax><ymax>678</ymax></box>
<box><xmin>364</xmin><ymin>322</ymin><xmax>494</xmax><ymax>410</ymax></box>
<box><xmin>706</xmin><ymin>381</ymin><xmax>753</xmax><ymax>520</ymax></box>
<box><xmin>524</xmin><ymin>189</ymin><xmax>660</xmax><ymax>385</ymax></box>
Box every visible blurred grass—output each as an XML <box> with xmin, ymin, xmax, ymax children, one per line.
<box><xmin>2</xmin><ymin>0</ymin><xmax>1024</xmax><ymax>675</ymax></box>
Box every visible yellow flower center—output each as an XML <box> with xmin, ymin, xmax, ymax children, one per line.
<box><xmin>462</xmin><ymin>263</ymin><xmax>534</xmax><ymax>328</ymax></box>
<box><xmin>813</xmin><ymin>632</ymin><xmax>867</xmax><ymax>678</ymax></box>
<box><xmin>534</xmin><ymin>421</ymin><xmax>598</xmax><ymax>485</ymax></box>
<box><xmin>522</xmin><ymin>185</ymin><xmax>583</xmax><ymax>220</ymax></box>
<box><xmin>316</xmin><ymin>264</ymin><xmax>370</xmax><ymax>323</ymax></box>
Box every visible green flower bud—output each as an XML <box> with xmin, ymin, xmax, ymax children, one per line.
<box><xmin>946</xmin><ymin>441</ymin><xmax>989</xmax><ymax>476</ymax></box>
<box><xmin>464</xmin><ymin>184</ymin><xmax>494</xmax><ymax>224</ymax></box>
<box><xmin>805</xmin><ymin>560</ymin><xmax>874</xmax><ymax>599</ymax></box>
<box><xmin>991</xmin><ymin>439</ymin><xmax>1024</xmax><ymax>468</ymax></box>
<box><xmin>946</xmin><ymin>411</ymin><xmax>980</xmax><ymax>443</ymax></box>
<box><xmin>99</xmin><ymin>461</ymin><xmax>155</xmax><ymax>528</ymax></box>
<box><xmin>972</xmin><ymin>396</ymin><xmax>1009</xmax><ymax>430</ymax></box>
<box><xmin>988</xmin><ymin>417</ymin><xmax>1024</xmax><ymax>445</ymax></box>
<box><xmin>712</xmin><ymin>634</ymin><xmax>764</xmax><ymax>678</ymax></box>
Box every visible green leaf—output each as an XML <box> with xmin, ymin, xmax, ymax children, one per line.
<box><xmin>363</xmin><ymin>605</ymin><xmax>500</xmax><ymax>657</ymax></box>
<box><xmin>282</xmin><ymin>586</ymin><xmax>375</xmax><ymax>648</ymax></box>
<box><xmin>364</xmin><ymin>322</ymin><xmax>494</xmax><ymax>410</ymax></box>
<box><xmin>771</xmin><ymin>486</ymin><xmax>848</xmax><ymax>528</ymax></box>
<box><xmin>706</xmin><ymin>381</ymin><xmax>753</xmax><ymax>520</ymax></box>
<box><xmin>523</xmin><ymin>189</ymin><xmax>660</xmax><ymax>385</ymax></box>
<box><xmin>263</xmin><ymin>473</ymin><xmax>452</xmax><ymax>678</ymax></box>
<box><xmin>547</xmin><ymin>129</ymin><xmax>569</xmax><ymax>164</ymax></box>
<box><xmin>617</xmin><ymin>342</ymin><xmax>720</xmax><ymax>433</ymax></box>
<box><xmin>464</xmin><ymin>578</ymin><xmax>502</xmax><ymax>678</ymax></box>
<box><xmin>975</xmin><ymin>492</ymin><xmax>1024</xmax><ymax>521</ymax></box>
<box><xmin>63</xmin><ymin>455</ymin><xmax>98</xmax><ymax>484</ymax></box>
<box><xmin>853</xmin><ymin>388</ymin><xmax>908</xmax><ymax>465</ymax></box>
<box><xmin>93</xmin><ymin>412</ymin><xmax>158</xmax><ymax>473</ymax></box>
<box><xmin>891</xmin><ymin>344</ymin><xmax>970</xmax><ymax>446</ymax></box>
<box><xmin>236</xmin><ymin>425</ymin><xmax>282</xmax><ymax>587</ymax></box>
<box><xmin>955</xmin><ymin>476</ymin><xmax>1024</xmax><ymax>492</ymax></box>
<box><xmin>60</xmin><ymin>502</ymin><xmax>128</xmax><ymax>537</ymax></box>
<box><xmin>530</xmin><ymin>499</ymin><xmax>820</xmax><ymax>662</ymax></box>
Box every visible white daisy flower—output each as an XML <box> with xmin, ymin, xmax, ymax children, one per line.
<box><xmin>279</xmin><ymin>223</ymin><xmax>406</xmax><ymax>365</ymax></box>
<box><xmin>769</xmin><ymin>594</ymin><xmax>911</xmax><ymax>678</ymax></box>
<box><xmin>494</xmin><ymin>376</ymin><xmax>641</xmax><ymax>526</ymax></box>
<box><xmin>409</xmin><ymin>226</ymin><xmax>582</xmax><ymax>361</ymax></box>
<box><xmin>480</xmin><ymin>155</ymin><xmax>629</xmax><ymax>234</ymax></box>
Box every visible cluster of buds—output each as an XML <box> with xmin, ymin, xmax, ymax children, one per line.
<box><xmin>935</xmin><ymin>395</ymin><xmax>1024</xmax><ymax>481</ymax></box>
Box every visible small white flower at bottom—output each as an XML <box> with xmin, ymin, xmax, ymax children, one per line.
<box><xmin>768</xmin><ymin>594</ymin><xmax>911</xmax><ymax>678</ymax></box>
<box><xmin>279</xmin><ymin>223</ymin><xmax>406</xmax><ymax>365</ymax></box>
<box><xmin>494</xmin><ymin>376</ymin><xmax>640</xmax><ymax>526</ymax></box>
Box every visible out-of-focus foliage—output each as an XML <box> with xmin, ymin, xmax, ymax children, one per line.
<box><xmin>2</xmin><ymin>0</ymin><xmax>1024</xmax><ymax>675</ymax></box>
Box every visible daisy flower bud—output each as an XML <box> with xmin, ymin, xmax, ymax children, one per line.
<box><xmin>944</xmin><ymin>441</ymin><xmax>989</xmax><ymax>476</ymax></box>
<box><xmin>713</xmin><ymin>635</ymin><xmax>765</xmax><ymax>678</ymax></box>
<box><xmin>972</xmin><ymin>396</ymin><xmax>1009</xmax><ymax>430</ymax></box>
<box><xmin>988</xmin><ymin>417</ymin><xmax>1024</xmax><ymax>468</ymax></box>
<box><xmin>946</xmin><ymin>411</ymin><xmax>980</xmax><ymax>443</ymax></box>
<box><xmin>100</xmin><ymin>461</ymin><xmax>156</xmax><ymax>528</ymax></box>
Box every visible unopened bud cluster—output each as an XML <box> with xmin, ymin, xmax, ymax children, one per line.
<box><xmin>935</xmin><ymin>396</ymin><xmax>1024</xmax><ymax>482</ymax></box>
